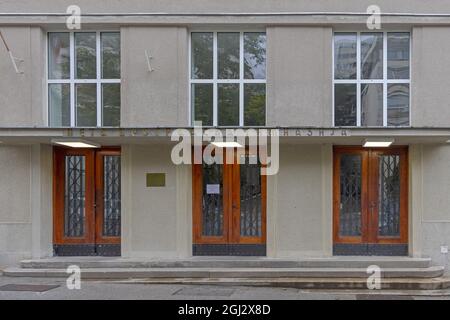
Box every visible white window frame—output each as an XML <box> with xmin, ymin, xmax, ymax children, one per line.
<box><xmin>47</xmin><ymin>31</ymin><xmax>121</xmax><ymax>127</ymax></box>
<box><xmin>189</xmin><ymin>31</ymin><xmax>267</xmax><ymax>127</ymax></box>
<box><xmin>332</xmin><ymin>31</ymin><xmax>411</xmax><ymax>127</ymax></box>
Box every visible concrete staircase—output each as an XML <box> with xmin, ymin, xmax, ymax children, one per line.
<box><xmin>2</xmin><ymin>257</ymin><xmax>448</xmax><ymax>290</ymax></box>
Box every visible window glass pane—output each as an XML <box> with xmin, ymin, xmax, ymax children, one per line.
<box><xmin>102</xmin><ymin>84</ymin><xmax>120</xmax><ymax>127</ymax></box>
<box><xmin>64</xmin><ymin>155</ymin><xmax>86</xmax><ymax>237</ymax></box>
<box><xmin>378</xmin><ymin>154</ymin><xmax>401</xmax><ymax>236</ymax></box>
<box><xmin>75</xmin><ymin>33</ymin><xmax>96</xmax><ymax>79</ymax></box>
<box><xmin>244</xmin><ymin>83</ymin><xmax>266</xmax><ymax>126</ymax></box>
<box><xmin>339</xmin><ymin>154</ymin><xmax>362</xmax><ymax>237</ymax></box>
<box><xmin>218</xmin><ymin>84</ymin><xmax>239</xmax><ymax>126</ymax></box>
<box><xmin>388</xmin><ymin>33</ymin><xmax>410</xmax><ymax>79</ymax></box>
<box><xmin>102</xmin><ymin>32</ymin><xmax>121</xmax><ymax>79</ymax></box>
<box><xmin>361</xmin><ymin>84</ymin><xmax>383</xmax><ymax>126</ymax></box>
<box><xmin>49</xmin><ymin>84</ymin><xmax>70</xmax><ymax>126</ymax></box>
<box><xmin>240</xmin><ymin>154</ymin><xmax>262</xmax><ymax>237</ymax></box>
<box><xmin>361</xmin><ymin>33</ymin><xmax>383</xmax><ymax>79</ymax></box>
<box><xmin>76</xmin><ymin>84</ymin><xmax>97</xmax><ymax>127</ymax></box>
<box><xmin>191</xmin><ymin>33</ymin><xmax>213</xmax><ymax>79</ymax></box>
<box><xmin>334</xmin><ymin>84</ymin><xmax>357</xmax><ymax>126</ymax></box>
<box><xmin>334</xmin><ymin>33</ymin><xmax>357</xmax><ymax>80</ymax></box>
<box><xmin>103</xmin><ymin>155</ymin><xmax>121</xmax><ymax>237</ymax></box>
<box><xmin>202</xmin><ymin>163</ymin><xmax>223</xmax><ymax>236</ymax></box>
<box><xmin>218</xmin><ymin>33</ymin><xmax>240</xmax><ymax>79</ymax></box>
<box><xmin>244</xmin><ymin>32</ymin><xmax>266</xmax><ymax>79</ymax></box>
<box><xmin>388</xmin><ymin>84</ymin><xmax>409</xmax><ymax>126</ymax></box>
<box><xmin>48</xmin><ymin>33</ymin><xmax>70</xmax><ymax>79</ymax></box>
<box><xmin>192</xmin><ymin>84</ymin><xmax>213</xmax><ymax>126</ymax></box>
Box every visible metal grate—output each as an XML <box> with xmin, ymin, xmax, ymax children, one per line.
<box><xmin>202</xmin><ymin>163</ymin><xmax>223</xmax><ymax>237</ymax></box>
<box><xmin>64</xmin><ymin>155</ymin><xmax>85</xmax><ymax>237</ymax></box>
<box><xmin>103</xmin><ymin>155</ymin><xmax>121</xmax><ymax>237</ymax></box>
<box><xmin>378</xmin><ymin>155</ymin><xmax>401</xmax><ymax>236</ymax></box>
<box><xmin>240</xmin><ymin>156</ymin><xmax>262</xmax><ymax>237</ymax></box>
<box><xmin>339</xmin><ymin>154</ymin><xmax>362</xmax><ymax>237</ymax></box>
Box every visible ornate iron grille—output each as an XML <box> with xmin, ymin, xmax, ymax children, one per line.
<box><xmin>202</xmin><ymin>163</ymin><xmax>223</xmax><ymax>236</ymax></box>
<box><xmin>378</xmin><ymin>155</ymin><xmax>400</xmax><ymax>236</ymax></box>
<box><xmin>103</xmin><ymin>155</ymin><xmax>121</xmax><ymax>237</ymax></box>
<box><xmin>339</xmin><ymin>154</ymin><xmax>362</xmax><ymax>237</ymax></box>
<box><xmin>240</xmin><ymin>157</ymin><xmax>262</xmax><ymax>237</ymax></box>
<box><xmin>64</xmin><ymin>155</ymin><xmax>85</xmax><ymax>237</ymax></box>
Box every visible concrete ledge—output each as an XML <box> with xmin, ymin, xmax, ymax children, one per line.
<box><xmin>113</xmin><ymin>277</ymin><xmax>450</xmax><ymax>291</ymax></box>
<box><xmin>3</xmin><ymin>266</ymin><xmax>444</xmax><ymax>279</ymax></box>
<box><xmin>20</xmin><ymin>256</ymin><xmax>433</xmax><ymax>269</ymax></box>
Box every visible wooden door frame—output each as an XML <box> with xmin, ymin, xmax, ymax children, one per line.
<box><xmin>333</xmin><ymin>146</ymin><xmax>408</xmax><ymax>247</ymax></box>
<box><xmin>94</xmin><ymin>147</ymin><xmax>122</xmax><ymax>245</ymax></box>
<box><xmin>369</xmin><ymin>147</ymin><xmax>409</xmax><ymax>244</ymax></box>
<box><xmin>230</xmin><ymin>148</ymin><xmax>267</xmax><ymax>245</ymax></box>
<box><xmin>192</xmin><ymin>147</ymin><xmax>267</xmax><ymax>246</ymax></box>
<box><xmin>333</xmin><ymin>147</ymin><xmax>369</xmax><ymax>245</ymax></box>
<box><xmin>53</xmin><ymin>147</ymin><xmax>95</xmax><ymax>245</ymax></box>
<box><xmin>53</xmin><ymin>146</ymin><xmax>121</xmax><ymax>249</ymax></box>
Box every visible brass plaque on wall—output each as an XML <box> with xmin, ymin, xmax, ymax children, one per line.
<box><xmin>146</xmin><ymin>173</ymin><xmax>166</xmax><ymax>187</ymax></box>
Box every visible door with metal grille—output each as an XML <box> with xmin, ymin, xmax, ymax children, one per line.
<box><xmin>193</xmin><ymin>149</ymin><xmax>266</xmax><ymax>256</ymax></box>
<box><xmin>53</xmin><ymin>147</ymin><xmax>121</xmax><ymax>256</ymax></box>
<box><xmin>333</xmin><ymin>146</ymin><xmax>408</xmax><ymax>256</ymax></box>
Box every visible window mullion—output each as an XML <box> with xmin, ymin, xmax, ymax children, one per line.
<box><xmin>96</xmin><ymin>31</ymin><xmax>102</xmax><ymax>127</ymax></box>
<box><xmin>213</xmin><ymin>32</ymin><xmax>218</xmax><ymax>126</ymax></box>
<box><xmin>239</xmin><ymin>32</ymin><xmax>244</xmax><ymax>126</ymax></box>
<box><xmin>70</xmin><ymin>32</ymin><xmax>75</xmax><ymax>127</ymax></box>
<box><xmin>356</xmin><ymin>32</ymin><xmax>361</xmax><ymax>127</ymax></box>
<box><xmin>383</xmin><ymin>32</ymin><xmax>388</xmax><ymax>126</ymax></box>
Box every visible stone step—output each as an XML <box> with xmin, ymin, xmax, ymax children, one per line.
<box><xmin>3</xmin><ymin>266</ymin><xmax>444</xmax><ymax>279</ymax></box>
<box><xmin>114</xmin><ymin>277</ymin><xmax>450</xmax><ymax>291</ymax></box>
<box><xmin>19</xmin><ymin>257</ymin><xmax>432</xmax><ymax>269</ymax></box>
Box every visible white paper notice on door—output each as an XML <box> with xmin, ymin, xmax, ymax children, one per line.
<box><xmin>206</xmin><ymin>184</ymin><xmax>220</xmax><ymax>194</ymax></box>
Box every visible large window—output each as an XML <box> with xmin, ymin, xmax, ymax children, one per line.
<box><xmin>333</xmin><ymin>32</ymin><xmax>410</xmax><ymax>127</ymax></box>
<box><xmin>190</xmin><ymin>32</ymin><xmax>266</xmax><ymax>126</ymax></box>
<box><xmin>48</xmin><ymin>32</ymin><xmax>121</xmax><ymax>127</ymax></box>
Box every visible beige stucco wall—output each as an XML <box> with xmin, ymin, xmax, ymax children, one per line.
<box><xmin>0</xmin><ymin>27</ymin><xmax>46</xmax><ymax>127</ymax></box>
<box><xmin>409</xmin><ymin>144</ymin><xmax>450</xmax><ymax>272</ymax></box>
<box><xmin>121</xmin><ymin>27</ymin><xmax>189</xmax><ymax>127</ymax></box>
<box><xmin>121</xmin><ymin>143</ymin><xmax>192</xmax><ymax>258</ymax></box>
<box><xmin>0</xmin><ymin>144</ymin><xmax>53</xmax><ymax>267</ymax></box>
<box><xmin>267</xmin><ymin>144</ymin><xmax>332</xmax><ymax>257</ymax></box>
<box><xmin>0</xmin><ymin>146</ymin><xmax>32</xmax><ymax>266</ymax></box>
<box><xmin>2</xmin><ymin>0</ymin><xmax>450</xmax><ymax>14</ymax></box>
<box><xmin>412</xmin><ymin>26</ymin><xmax>450</xmax><ymax>127</ymax></box>
<box><xmin>421</xmin><ymin>145</ymin><xmax>450</xmax><ymax>269</ymax></box>
<box><xmin>267</xmin><ymin>27</ymin><xmax>332</xmax><ymax>127</ymax></box>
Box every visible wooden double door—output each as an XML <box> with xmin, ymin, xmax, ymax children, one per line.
<box><xmin>193</xmin><ymin>149</ymin><xmax>266</xmax><ymax>256</ymax></box>
<box><xmin>333</xmin><ymin>146</ymin><xmax>408</xmax><ymax>256</ymax></box>
<box><xmin>53</xmin><ymin>147</ymin><xmax>121</xmax><ymax>256</ymax></box>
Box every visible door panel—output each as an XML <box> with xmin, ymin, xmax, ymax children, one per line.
<box><xmin>232</xmin><ymin>153</ymin><xmax>266</xmax><ymax>244</ymax></box>
<box><xmin>54</xmin><ymin>148</ymin><xmax>95</xmax><ymax>245</ymax></box>
<box><xmin>53</xmin><ymin>147</ymin><xmax>121</xmax><ymax>256</ymax></box>
<box><xmin>95</xmin><ymin>149</ymin><xmax>121</xmax><ymax>245</ymax></box>
<box><xmin>193</xmin><ymin>148</ymin><xmax>266</xmax><ymax>254</ymax></box>
<box><xmin>370</xmin><ymin>148</ymin><xmax>408</xmax><ymax>244</ymax></box>
<box><xmin>333</xmin><ymin>146</ymin><xmax>408</xmax><ymax>255</ymax></box>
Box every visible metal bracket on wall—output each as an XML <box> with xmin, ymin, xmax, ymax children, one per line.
<box><xmin>0</xmin><ymin>30</ymin><xmax>24</xmax><ymax>74</ymax></box>
<box><xmin>145</xmin><ymin>50</ymin><xmax>154</xmax><ymax>73</ymax></box>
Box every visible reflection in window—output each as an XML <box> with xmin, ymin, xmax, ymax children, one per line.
<box><xmin>388</xmin><ymin>84</ymin><xmax>409</xmax><ymax>126</ymax></box>
<box><xmin>191</xmin><ymin>32</ymin><xmax>266</xmax><ymax>126</ymax></box>
<box><xmin>48</xmin><ymin>32</ymin><xmax>121</xmax><ymax>127</ymax></box>
<box><xmin>334</xmin><ymin>33</ymin><xmax>357</xmax><ymax>80</ymax></box>
<box><xmin>333</xmin><ymin>32</ymin><xmax>410</xmax><ymax>127</ymax></box>
<box><xmin>335</xmin><ymin>84</ymin><xmax>357</xmax><ymax>126</ymax></box>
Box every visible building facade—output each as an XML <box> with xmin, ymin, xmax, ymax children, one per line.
<box><xmin>0</xmin><ymin>1</ymin><xmax>450</xmax><ymax>273</ymax></box>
